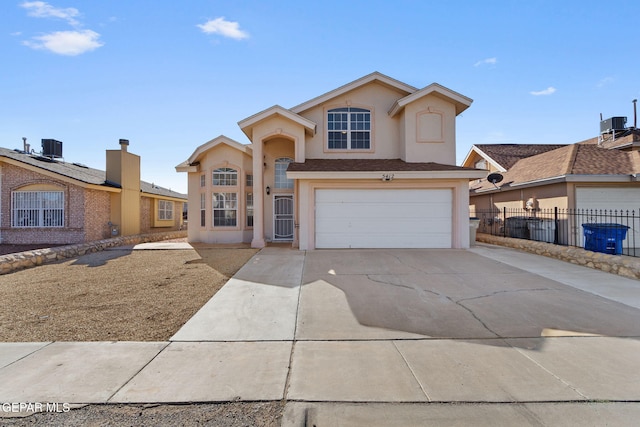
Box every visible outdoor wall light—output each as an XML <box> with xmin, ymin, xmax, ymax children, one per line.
<box><xmin>266</xmin><ymin>186</ymin><xmax>271</xmax><ymax>195</ymax></box>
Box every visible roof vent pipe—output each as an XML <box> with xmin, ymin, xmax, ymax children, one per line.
<box><xmin>22</xmin><ymin>137</ymin><xmax>30</xmax><ymax>153</ymax></box>
<box><xmin>633</xmin><ymin>99</ymin><xmax>637</xmax><ymax>129</ymax></box>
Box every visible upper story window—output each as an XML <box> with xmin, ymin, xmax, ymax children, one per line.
<box><xmin>327</xmin><ymin>107</ymin><xmax>371</xmax><ymax>150</ymax></box>
<box><xmin>200</xmin><ymin>174</ymin><xmax>206</xmax><ymax>187</ymax></box>
<box><xmin>213</xmin><ymin>168</ymin><xmax>237</xmax><ymax>186</ymax></box>
<box><xmin>274</xmin><ymin>158</ymin><xmax>294</xmax><ymax>189</ymax></box>
<box><xmin>246</xmin><ymin>174</ymin><xmax>253</xmax><ymax>187</ymax></box>
<box><xmin>11</xmin><ymin>191</ymin><xmax>64</xmax><ymax>228</ymax></box>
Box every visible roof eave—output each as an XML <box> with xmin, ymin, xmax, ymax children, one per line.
<box><xmin>389</xmin><ymin>83</ymin><xmax>473</xmax><ymax>117</ymax></box>
<box><xmin>461</xmin><ymin>145</ymin><xmax>507</xmax><ymax>172</ymax></box>
<box><xmin>238</xmin><ymin>105</ymin><xmax>316</xmax><ymax>139</ymax></box>
<box><xmin>288</xmin><ymin>170</ymin><xmax>487</xmax><ymax>180</ymax></box>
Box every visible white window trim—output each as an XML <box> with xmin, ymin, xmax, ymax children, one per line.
<box><xmin>200</xmin><ymin>193</ymin><xmax>206</xmax><ymax>227</ymax></box>
<box><xmin>212</xmin><ymin>168</ymin><xmax>238</xmax><ymax>186</ymax></box>
<box><xmin>274</xmin><ymin>158</ymin><xmax>294</xmax><ymax>189</ymax></box>
<box><xmin>327</xmin><ymin>107</ymin><xmax>372</xmax><ymax>150</ymax></box>
<box><xmin>213</xmin><ymin>192</ymin><xmax>238</xmax><ymax>227</ymax></box>
<box><xmin>246</xmin><ymin>192</ymin><xmax>254</xmax><ymax>228</ymax></box>
<box><xmin>158</xmin><ymin>200</ymin><xmax>174</xmax><ymax>221</ymax></box>
<box><xmin>11</xmin><ymin>191</ymin><xmax>65</xmax><ymax>228</ymax></box>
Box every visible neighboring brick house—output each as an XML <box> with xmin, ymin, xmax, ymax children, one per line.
<box><xmin>0</xmin><ymin>139</ymin><xmax>186</xmax><ymax>245</ymax></box>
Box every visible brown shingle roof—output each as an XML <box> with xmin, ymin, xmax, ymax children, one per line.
<box><xmin>475</xmin><ymin>144</ymin><xmax>568</xmax><ymax>169</ymax></box>
<box><xmin>287</xmin><ymin>158</ymin><xmax>479</xmax><ymax>172</ymax></box>
<box><xmin>471</xmin><ymin>144</ymin><xmax>639</xmax><ymax>192</ymax></box>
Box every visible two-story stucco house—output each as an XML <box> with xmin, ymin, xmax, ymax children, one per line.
<box><xmin>177</xmin><ymin>72</ymin><xmax>485</xmax><ymax>250</ymax></box>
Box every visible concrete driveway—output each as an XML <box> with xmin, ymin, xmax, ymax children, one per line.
<box><xmin>2</xmin><ymin>243</ymin><xmax>640</xmax><ymax>425</ymax></box>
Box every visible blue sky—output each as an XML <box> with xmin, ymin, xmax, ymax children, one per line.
<box><xmin>2</xmin><ymin>1</ymin><xmax>639</xmax><ymax>194</ymax></box>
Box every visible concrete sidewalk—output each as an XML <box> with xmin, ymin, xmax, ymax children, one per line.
<box><xmin>1</xmin><ymin>243</ymin><xmax>640</xmax><ymax>425</ymax></box>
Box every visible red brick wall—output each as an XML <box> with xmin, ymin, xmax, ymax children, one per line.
<box><xmin>0</xmin><ymin>163</ymin><xmax>87</xmax><ymax>245</ymax></box>
<box><xmin>84</xmin><ymin>189</ymin><xmax>112</xmax><ymax>241</ymax></box>
<box><xmin>140</xmin><ymin>196</ymin><xmax>151</xmax><ymax>233</ymax></box>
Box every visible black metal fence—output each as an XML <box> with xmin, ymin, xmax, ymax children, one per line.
<box><xmin>472</xmin><ymin>208</ymin><xmax>639</xmax><ymax>257</ymax></box>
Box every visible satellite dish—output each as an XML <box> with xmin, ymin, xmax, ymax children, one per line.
<box><xmin>487</xmin><ymin>172</ymin><xmax>503</xmax><ymax>184</ymax></box>
<box><xmin>487</xmin><ymin>172</ymin><xmax>503</xmax><ymax>190</ymax></box>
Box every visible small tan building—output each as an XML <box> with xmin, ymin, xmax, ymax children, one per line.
<box><xmin>0</xmin><ymin>139</ymin><xmax>186</xmax><ymax>245</ymax></box>
<box><xmin>177</xmin><ymin>72</ymin><xmax>485</xmax><ymax>250</ymax></box>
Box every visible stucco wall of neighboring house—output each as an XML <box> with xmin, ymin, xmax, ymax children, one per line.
<box><xmin>470</xmin><ymin>182</ymin><xmax>570</xmax><ymax>213</ymax></box>
<box><xmin>300</xmin><ymin>82</ymin><xmax>406</xmax><ymax>160</ymax></box>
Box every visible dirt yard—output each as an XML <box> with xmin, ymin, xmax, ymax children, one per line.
<box><xmin>0</xmin><ymin>244</ymin><xmax>258</xmax><ymax>342</ymax></box>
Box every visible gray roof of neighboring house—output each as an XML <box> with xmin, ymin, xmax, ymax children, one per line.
<box><xmin>471</xmin><ymin>144</ymin><xmax>640</xmax><ymax>192</ymax></box>
<box><xmin>0</xmin><ymin>147</ymin><xmax>186</xmax><ymax>200</ymax></box>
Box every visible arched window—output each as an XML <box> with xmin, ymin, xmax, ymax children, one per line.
<box><xmin>327</xmin><ymin>107</ymin><xmax>371</xmax><ymax>149</ymax></box>
<box><xmin>12</xmin><ymin>191</ymin><xmax>64</xmax><ymax>227</ymax></box>
<box><xmin>275</xmin><ymin>158</ymin><xmax>294</xmax><ymax>189</ymax></box>
<box><xmin>212</xmin><ymin>167</ymin><xmax>238</xmax><ymax>186</ymax></box>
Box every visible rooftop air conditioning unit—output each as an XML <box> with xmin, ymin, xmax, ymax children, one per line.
<box><xmin>41</xmin><ymin>139</ymin><xmax>63</xmax><ymax>158</ymax></box>
<box><xmin>600</xmin><ymin>117</ymin><xmax>627</xmax><ymax>134</ymax></box>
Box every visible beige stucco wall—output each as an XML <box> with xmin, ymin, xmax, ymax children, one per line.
<box><xmin>400</xmin><ymin>94</ymin><xmax>457</xmax><ymax>164</ymax></box>
<box><xmin>470</xmin><ymin>183</ymin><xmax>570</xmax><ymax>214</ymax></box>
<box><xmin>186</xmin><ymin>143</ymin><xmax>253</xmax><ymax>244</ymax></box>
<box><xmin>262</xmin><ymin>138</ymin><xmax>295</xmax><ymax>242</ymax></box>
<box><xmin>300</xmin><ymin>82</ymin><xmax>405</xmax><ymax>160</ymax></box>
<box><xmin>106</xmin><ymin>146</ymin><xmax>140</xmax><ymax>236</ymax></box>
<box><xmin>296</xmin><ymin>178</ymin><xmax>471</xmax><ymax>250</ymax></box>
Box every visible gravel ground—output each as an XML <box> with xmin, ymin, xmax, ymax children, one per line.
<box><xmin>1</xmin><ymin>402</ymin><xmax>285</xmax><ymax>427</ymax></box>
<box><xmin>1</xmin><ymin>242</ymin><xmax>287</xmax><ymax>425</ymax></box>
<box><xmin>0</xmin><ymin>244</ymin><xmax>258</xmax><ymax>341</ymax></box>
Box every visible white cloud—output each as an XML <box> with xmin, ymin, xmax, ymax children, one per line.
<box><xmin>597</xmin><ymin>76</ymin><xmax>615</xmax><ymax>88</ymax></box>
<box><xmin>530</xmin><ymin>87</ymin><xmax>556</xmax><ymax>96</ymax></box>
<box><xmin>23</xmin><ymin>30</ymin><xmax>103</xmax><ymax>56</ymax></box>
<box><xmin>197</xmin><ymin>17</ymin><xmax>249</xmax><ymax>40</ymax></box>
<box><xmin>474</xmin><ymin>57</ymin><xmax>497</xmax><ymax>67</ymax></box>
<box><xmin>21</xmin><ymin>1</ymin><xmax>80</xmax><ymax>27</ymax></box>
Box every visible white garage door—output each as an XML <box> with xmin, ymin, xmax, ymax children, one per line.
<box><xmin>315</xmin><ymin>189</ymin><xmax>452</xmax><ymax>248</ymax></box>
<box><xmin>575</xmin><ymin>187</ymin><xmax>640</xmax><ymax>246</ymax></box>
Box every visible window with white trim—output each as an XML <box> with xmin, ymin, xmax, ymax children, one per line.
<box><xmin>246</xmin><ymin>174</ymin><xmax>253</xmax><ymax>187</ymax></box>
<box><xmin>213</xmin><ymin>192</ymin><xmax>237</xmax><ymax>227</ymax></box>
<box><xmin>212</xmin><ymin>168</ymin><xmax>237</xmax><ymax>186</ymax></box>
<box><xmin>246</xmin><ymin>193</ymin><xmax>254</xmax><ymax>227</ymax></box>
<box><xmin>200</xmin><ymin>174</ymin><xmax>206</xmax><ymax>187</ymax></box>
<box><xmin>274</xmin><ymin>158</ymin><xmax>294</xmax><ymax>189</ymax></box>
<box><xmin>11</xmin><ymin>191</ymin><xmax>64</xmax><ymax>228</ymax></box>
<box><xmin>327</xmin><ymin>107</ymin><xmax>371</xmax><ymax>149</ymax></box>
<box><xmin>200</xmin><ymin>193</ymin><xmax>206</xmax><ymax>227</ymax></box>
<box><xmin>158</xmin><ymin>200</ymin><xmax>174</xmax><ymax>220</ymax></box>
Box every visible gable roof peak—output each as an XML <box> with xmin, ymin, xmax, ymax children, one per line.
<box><xmin>290</xmin><ymin>72</ymin><xmax>418</xmax><ymax>114</ymax></box>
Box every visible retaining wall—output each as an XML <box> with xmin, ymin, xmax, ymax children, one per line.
<box><xmin>0</xmin><ymin>230</ymin><xmax>187</xmax><ymax>275</ymax></box>
<box><xmin>476</xmin><ymin>233</ymin><xmax>640</xmax><ymax>280</ymax></box>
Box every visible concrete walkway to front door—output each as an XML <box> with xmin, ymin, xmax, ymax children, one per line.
<box><xmin>2</xmin><ymin>243</ymin><xmax>640</xmax><ymax>425</ymax></box>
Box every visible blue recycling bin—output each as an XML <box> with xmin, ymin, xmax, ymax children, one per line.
<box><xmin>582</xmin><ymin>223</ymin><xmax>630</xmax><ymax>255</ymax></box>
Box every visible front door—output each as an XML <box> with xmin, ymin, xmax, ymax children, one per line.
<box><xmin>273</xmin><ymin>195</ymin><xmax>294</xmax><ymax>241</ymax></box>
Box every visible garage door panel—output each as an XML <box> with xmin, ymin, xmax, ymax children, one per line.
<box><xmin>576</xmin><ymin>188</ymin><xmax>640</xmax><ymax>248</ymax></box>
<box><xmin>315</xmin><ymin>189</ymin><xmax>452</xmax><ymax>249</ymax></box>
<box><xmin>316</xmin><ymin>231</ymin><xmax>452</xmax><ymax>249</ymax></box>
